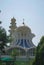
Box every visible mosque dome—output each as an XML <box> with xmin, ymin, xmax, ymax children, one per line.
<box><xmin>4</xmin><ymin>18</ymin><xmax>36</xmax><ymax>59</ymax></box>
<box><xmin>13</xmin><ymin>25</ymin><xmax>35</xmax><ymax>50</ymax></box>
<box><xmin>16</xmin><ymin>26</ymin><xmax>31</xmax><ymax>33</ymax></box>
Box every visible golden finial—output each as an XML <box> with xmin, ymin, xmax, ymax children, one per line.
<box><xmin>22</xmin><ymin>18</ymin><xmax>25</xmax><ymax>26</ymax></box>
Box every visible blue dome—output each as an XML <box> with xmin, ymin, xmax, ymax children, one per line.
<box><xmin>16</xmin><ymin>39</ymin><xmax>35</xmax><ymax>49</ymax></box>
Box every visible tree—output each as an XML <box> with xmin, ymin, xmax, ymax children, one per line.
<box><xmin>0</xmin><ymin>21</ymin><xmax>2</xmax><ymax>24</ymax></box>
<box><xmin>37</xmin><ymin>36</ymin><xmax>44</xmax><ymax>52</ymax></box>
<box><xmin>11</xmin><ymin>48</ymin><xmax>18</xmax><ymax>58</ymax></box>
<box><xmin>0</xmin><ymin>25</ymin><xmax>10</xmax><ymax>54</ymax></box>
<box><xmin>33</xmin><ymin>36</ymin><xmax>44</xmax><ymax>65</ymax></box>
<box><xmin>39</xmin><ymin>45</ymin><xmax>44</xmax><ymax>65</ymax></box>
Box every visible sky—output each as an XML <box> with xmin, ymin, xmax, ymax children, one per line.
<box><xmin>0</xmin><ymin>0</ymin><xmax>44</xmax><ymax>46</ymax></box>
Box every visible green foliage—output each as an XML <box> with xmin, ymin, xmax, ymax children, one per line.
<box><xmin>11</xmin><ymin>48</ymin><xmax>18</xmax><ymax>57</ymax></box>
<box><xmin>39</xmin><ymin>45</ymin><xmax>44</xmax><ymax>65</ymax></box>
<box><xmin>37</xmin><ymin>36</ymin><xmax>44</xmax><ymax>52</ymax></box>
<box><xmin>0</xmin><ymin>27</ymin><xmax>10</xmax><ymax>53</ymax></box>
<box><xmin>15</xmin><ymin>61</ymin><xmax>30</xmax><ymax>65</ymax></box>
<box><xmin>0</xmin><ymin>21</ymin><xmax>2</xmax><ymax>24</ymax></box>
<box><xmin>32</xmin><ymin>36</ymin><xmax>44</xmax><ymax>65</ymax></box>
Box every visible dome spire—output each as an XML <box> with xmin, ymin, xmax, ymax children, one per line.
<box><xmin>22</xmin><ymin>18</ymin><xmax>25</xmax><ymax>26</ymax></box>
<box><xmin>23</xmin><ymin>18</ymin><xmax>24</xmax><ymax>22</ymax></box>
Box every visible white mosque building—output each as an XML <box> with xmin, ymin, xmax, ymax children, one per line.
<box><xmin>6</xmin><ymin>17</ymin><xmax>36</xmax><ymax>60</ymax></box>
